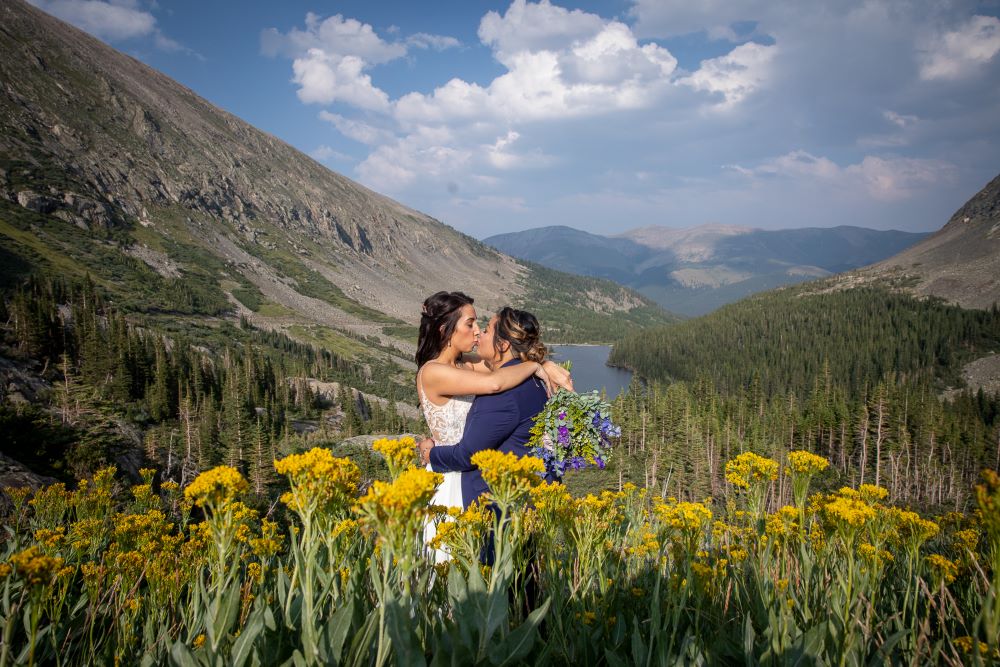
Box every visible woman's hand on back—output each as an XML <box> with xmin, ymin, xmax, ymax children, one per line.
<box><xmin>541</xmin><ymin>360</ymin><xmax>574</xmax><ymax>393</ymax></box>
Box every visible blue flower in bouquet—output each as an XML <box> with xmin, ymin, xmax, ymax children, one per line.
<box><xmin>527</xmin><ymin>388</ymin><xmax>620</xmax><ymax>479</ymax></box>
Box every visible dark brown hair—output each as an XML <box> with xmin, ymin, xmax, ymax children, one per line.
<box><xmin>416</xmin><ymin>291</ymin><xmax>475</xmax><ymax>367</ymax></box>
<box><xmin>491</xmin><ymin>306</ymin><xmax>547</xmax><ymax>363</ymax></box>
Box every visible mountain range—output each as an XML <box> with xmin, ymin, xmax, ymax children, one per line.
<box><xmin>0</xmin><ymin>0</ymin><xmax>674</xmax><ymax>377</ymax></box>
<box><xmin>485</xmin><ymin>224</ymin><xmax>928</xmax><ymax>316</ymax></box>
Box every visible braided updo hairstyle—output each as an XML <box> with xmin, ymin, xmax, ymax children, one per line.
<box><xmin>416</xmin><ymin>291</ymin><xmax>475</xmax><ymax>367</ymax></box>
<box><xmin>491</xmin><ymin>306</ymin><xmax>547</xmax><ymax>363</ymax></box>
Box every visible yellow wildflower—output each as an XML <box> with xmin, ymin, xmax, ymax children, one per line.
<box><xmin>725</xmin><ymin>452</ymin><xmax>779</xmax><ymax>489</ymax></box>
<box><xmin>858</xmin><ymin>484</ymin><xmax>889</xmax><ymax>504</ymax></box>
<box><xmin>824</xmin><ymin>496</ymin><xmax>876</xmax><ymax>529</ymax></box>
<box><xmin>954</xmin><ymin>636</ymin><xmax>999</xmax><ymax>659</ymax></box>
<box><xmin>9</xmin><ymin>546</ymin><xmax>64</xmax><ymax>587</ymax></box>
<box><xmin>653</xmin><ymin>500</ymin><xmax>712</xmax><ymax>536</ymax></box>
<box><xmin>331</xmin><ymin>518</ymin><xmax>359</xmax><ymax>540</ymax></box>
<box><xmin>953</xmin><ymin>529</ymin><xmax>979</xmax><ymax>552</ymax></box>
<box><xmin>192</xmin><ymin>634</ymin><xmax>206</xmax><ymax>649</ymax></box>
<box><xmin>925</xmin><ymin>554</ymin><xmax>958</xmax><ymax>585</ymax></box>
<box><xmin>471</xmin><ymin>450</ymin><xmax>544</xmax><ymax>503</ymax></box>
<box><xmin>373</xmin><ymin>436</ymin><xmax>418</xmax><ymax>476</ymax></box>
<box><xmin>34</xmin><ymin>526</ymin><xmax>66</xmax><ymax>549</ymax></box>
<box><xmin>275</xmin><ymin>448</ymin><xmax>360</xmax><ymax>517</ymax></box>
<box><xmin>787</xmin><ymin>451</ymin><xmax>829</xmax><ymax>476</ymax></box>
<box><xmin>184</xmin><ymin>466</ymin><xmax>248</xmax><ymax>508</ymax></box>
<box><xmin>765</xmin><ymin>506</ymin><xmax>800</xmax><ymax>541</ymax></box>
<box><xmin>0</xmin><ymin>563</ymin><xmax>11</xmax><ymax>579</ymax></box>
<box><xmin>358</xmin><ymin>467</ymin><xmax>441</xmax><ymax>518</ymax></box>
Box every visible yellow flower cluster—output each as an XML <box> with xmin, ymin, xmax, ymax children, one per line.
<box><xmin>184</xmin><ymin>466</ymin><xmax>248</xmax><ymax>508</ymax></box>
<box><xmin>858</xmin><ymin>484</ymin><xmax>889</xmax><ymax>503</ymax></box>
<box><xmin>34</xmin><ymin>526</ymin><xmax>66</xmax><ymax>549</ymax></box>
<box><xmin>858</xmin><ymin>543</ymin><xmax>893</xmax><ymax>567</ymax></box>
<box><xmin>653</xmin><ymin>500</ymin><xmax>713</xmax><ymax>535</ymax></box>
<box><xmin>925</xmin><ymin>554</ymin><xmax>958</xmax><ymax>585</ymax></box>
<box><xmin>357</xmin><ymin>467</ymin><xmax>442</xmax><ymax>522</ymax></box>
<box><xmin>331</xmin><ymin>518</ymin><xmax>359</xmax><ymax>540</ymax></box>
<box><xmin>472</xmin><ymin>450</ymin><xmax>544</xmax><ymax>489</ymax></box>
<box><xmin>824</xmin><ymin>496</ymin><xmax>876</xmax><ymax>529</ymax></box>
<box><xmin>373</xmin><ymin>436</ymin><xmax>417</xmax><ymax>475</ymax></box>
<box><xmin>954</xmin><ymin>636</ymin><xmax>999</xmax><ymax>659</ymax></box>
<box><xmin>9</xmin><ymin>546</ymin><xmax>64</xmax><ymax>587</ymax></box>
<box><xmin>530</xmin><ymin>482</ymin><xmax>574</xmax><ymax>517</ymax></box>
<box><xmin>787</xmin><ymin>451</ymin><xmax>829</xmax><ymax>476</ymax></box>
<box><xmin>275</xmin><ymin>448</ymin><xmax>360</xmax><ymax>516</ymax></box>
<box><xmin>886</xmin><ymin>508</ymin><xmax>939</xmax><ymax>548</ymax></box>
<box><xmin>953</xmin><ymin>529</ymin><xmax>978</xmax><ymax>552</ymax></box>
<box><xmin>725</xmin><ymin>452</ymin><xmax>779</xmax><ymax>489</ymax></box>
<box><xmin>765</xmin><ymin>506</ymin><xmax>800</xmax><ymax>541</ymax></box>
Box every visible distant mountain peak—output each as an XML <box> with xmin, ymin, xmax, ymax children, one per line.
<box><xmin>486</xmin><ymin>223</ymin><xmax>927</xmax><ymax>316</ymax></box>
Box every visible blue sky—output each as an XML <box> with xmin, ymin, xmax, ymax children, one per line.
<box><xmin>27</xmin><ymin>0</ymin><xmax>1000</xmax><ymax>239</ymax></box>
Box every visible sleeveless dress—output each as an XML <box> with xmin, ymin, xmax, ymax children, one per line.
<box><xmin>418</xmin><ymin>365</ymin><xmax>473</xmax><ymax>563</ymax></box>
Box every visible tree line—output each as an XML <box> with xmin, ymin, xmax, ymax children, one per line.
<box><xmin>609</xmin><ymin>286</ymin><xmax>1000</xmax><ymax>397</ymax></box>
<box><xmin>1</xmin><ymin>277</ymin><xmax>423</xmax><ymax>495</ymax></box>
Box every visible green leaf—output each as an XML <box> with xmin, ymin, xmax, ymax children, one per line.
<box><xmin>346</xmin><ymin>607</ymin><xmax>379</xmax><ymax>667</ymax></box>
<box><xmin>169</xmin><ymin>640</ymin><xmax>200</xmax><ymax>667</ymax></box>
<box><xmin>385</xmin><ymin>598</ymin><xmax>426</xmax><ymax>667</ymax></box>
<box><xmin>326</xmin><ymin>601</ymin><xmax>355</xmax><ymax>665</ymax></box>
<box><xmin>743</xmin><ymin>615</ymin><xmax>756</xmax><ymax>666</ymax></box>
<box><xmin>490</xmin><ymin>597</ymin><xmax>550</xmax><ymax>666</ymax></box>
<box><xmin>231</xmin><ymin>606</ymin><xmax>264</xmax><ymax>667</ymax></box>
<box><xmin>631</xmin><ymin>616</ymin><xmax>647</xmax><ymax>667</ymax></box>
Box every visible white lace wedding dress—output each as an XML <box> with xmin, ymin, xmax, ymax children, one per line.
<box><xmin>418</xmin><ymin>365</ymin><xmax>473</xmax><ymax>563</ymax></box>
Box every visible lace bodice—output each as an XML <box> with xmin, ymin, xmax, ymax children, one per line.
<box><xmin>418</xmin><ymin>365</ymin><xmax>473</xmax><ymax>445</ymax></box>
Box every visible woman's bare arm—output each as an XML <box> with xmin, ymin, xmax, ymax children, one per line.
<box><xmin>421</xmin><ymin>360</ymin><xmax>541</xmax><ymax>400</ymax></box>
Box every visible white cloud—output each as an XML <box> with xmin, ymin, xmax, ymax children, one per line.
<box><xmin>29</xmin><ymin>0</ymin><xmax>154</xmax><ymax>40</ymax></box>
<box><xmin>356</xmin><ymin>126</ymin><xmax>472</xmax><ymax>192</ymax></box>
<box><xmin>318</xmin><ymin>112</ymin><xmax>394</xmax><ymax>145</ymax></box>
<box><xmin>28</xmin><ymin>0</ymin><xmax>189</xmax><ymax>53</ymax></box>
<box><xmin>679</xmin><ymin>41</ymin><xmax>776</xmax><ymax>106</ymax></box>
<box><xmin>261</xmin><ymin>13</ymin><xmax>406</xmax><ymax>63</ymax></box>
<box><xmin>310</xmin><ymin>145</ymin><xmax>351</xmax><ymax>162</ymax></box>
<box><xmin>406</xmin><ymin>33</ymin><xmax>461</xmax><ymax>51</ymax></box>
<box><xmin>292</xmin><ymin>50</ymin><xmax>390</xmax><ymax>110</ymax></box>
<box><xmin>920</xmin><ymin>15</ymin><xmax>1000</xmax><ymax>80</ymax></box>
<box><xmin>478</xmin><ymin>0</ymin><xmax>606</xmax><ymax>61</ymax></box>
<box><xmin>732</xmin><ymin>151</ymin><xmax>956</xmax><ymax>201</ymax></box>
<box><xmin>395</xmin><ymin>15</ymin><xmax>678</xmax><ymax>127</ymax></box>
<box><xmin>883</xmin><ymin>110</ymin><xmax>918</xmax><ymax>127</ymax></box>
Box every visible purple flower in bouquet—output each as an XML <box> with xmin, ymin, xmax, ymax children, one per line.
<box><xmin>528</xmin><ymin>389</ymin><xmax>620</xmax><ymax>478</ymax></box>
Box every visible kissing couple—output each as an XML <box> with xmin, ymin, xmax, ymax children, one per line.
<box><xmin>413</xmin><ymin>291</ymin><xmax>574</xmax><ymax>562</ymax></box>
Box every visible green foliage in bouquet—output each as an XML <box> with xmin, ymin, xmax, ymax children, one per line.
<box><xmin>527</xmin><ymin>388</ymin><xmax>620</xmax><ymax>478</ymax></box>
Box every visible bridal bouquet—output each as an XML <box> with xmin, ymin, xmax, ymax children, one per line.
<box><xmin>528</xmin><ymin>388</ymin><xmax>620</xmax><ymax>478</ymax></box>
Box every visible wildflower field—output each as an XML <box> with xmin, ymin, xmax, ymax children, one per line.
<box><xmin>1</xmin><ymin>440</ymin><xmax>998</xmax><ymax>666</ymax></box>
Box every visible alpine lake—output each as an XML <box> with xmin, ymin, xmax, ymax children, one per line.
<box><xmin>547</xmin><ymin>345</ymin><xmax>634</xmax><ymax>399</ymax></box>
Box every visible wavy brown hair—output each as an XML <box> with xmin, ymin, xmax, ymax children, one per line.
<box><xmin>415</xmin><ymin>291</ymin><xmax>475</xmax><ymax>367</ymax></box>
<box><xmin>490</xmin><ymin>306</ymin><xmax>547</xmax><ymax>363</ymax></box>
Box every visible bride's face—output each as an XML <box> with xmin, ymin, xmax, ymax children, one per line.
<box><xmin>446</xmin><ymin>304</ymin><xmax>480</xmax><ymax>354</ymax></box>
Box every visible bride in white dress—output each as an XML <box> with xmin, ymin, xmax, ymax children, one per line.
<box><xmin>415</xmin><ymin>291</ymin><xmax>571</xmax><ymax>562</ymax></box>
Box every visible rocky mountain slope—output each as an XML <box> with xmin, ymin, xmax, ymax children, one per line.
<box><xmin>0</xmin><ymin>0</ymin><xmax>671</xmax><ymax>368</ymax></box>
<box><xmin>486</xmin><ymin>224</ymin><xmax>926</xmax><ymax>316</ymax></box>
<box><xmin>854</xmin><ymin>172</ymin><xmax>1000</xmax><ymax>310</ymax></box>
